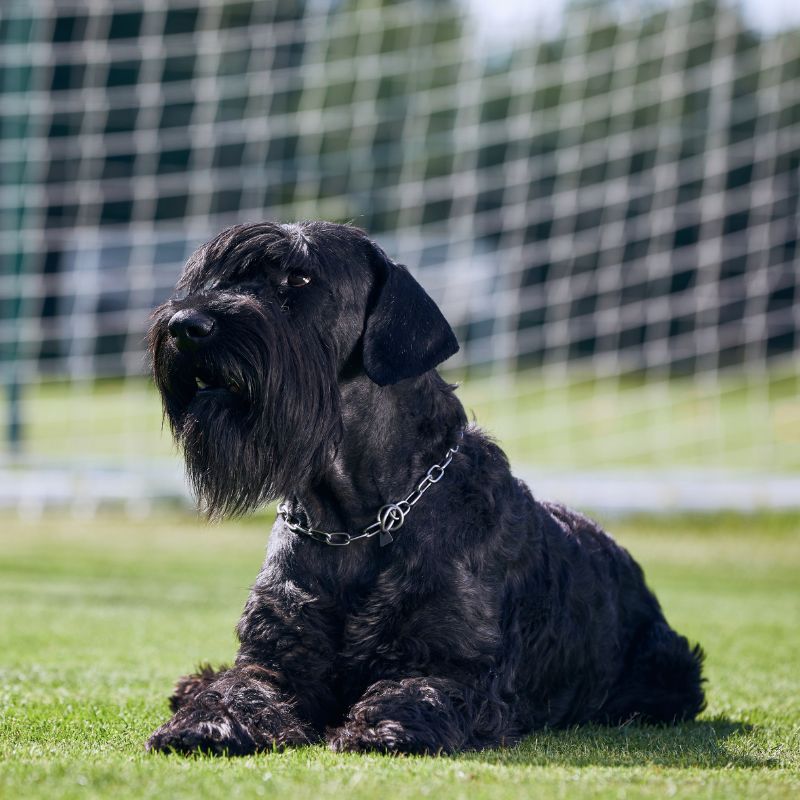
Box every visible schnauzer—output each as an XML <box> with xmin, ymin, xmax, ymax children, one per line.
<box><xmin>146</xmin><ymin>221</ymin><xmax>704</xmax><ymax>755</ymax></box>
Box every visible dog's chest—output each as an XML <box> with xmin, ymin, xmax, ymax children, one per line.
<box><xmin>335</xmin><ymin>561</ymin><xmax>501</xmax><ymax>680</ymax></box>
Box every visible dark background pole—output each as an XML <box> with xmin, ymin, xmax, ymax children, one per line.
<box><xmin>2</xmin><ymin>4</ymin><xmax>38</xmax><ymax>456</ymax></box>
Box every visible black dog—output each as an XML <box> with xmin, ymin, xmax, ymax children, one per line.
<box><xmin>146</xmin><ymin>221</ymin><xmax>704</xmax><ymax>755</ymax></box>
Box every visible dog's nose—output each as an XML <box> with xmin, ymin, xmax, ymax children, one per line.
<box><xmin>168</xmin><ymin>309</ymin><xmax>216</xmax><ymax>351</ymax></box>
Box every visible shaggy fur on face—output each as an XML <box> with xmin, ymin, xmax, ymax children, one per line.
<box><xmin>146</xmin><ymin>221</ymin><xmax>705</xmax><ymax>756</ymax></box>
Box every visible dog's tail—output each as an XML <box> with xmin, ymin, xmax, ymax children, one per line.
<box><xmin>603</xmin><ymin>622</ymin><xmax>706</xmax><ymax>724</ymax></box>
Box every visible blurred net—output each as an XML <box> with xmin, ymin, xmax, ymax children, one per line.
<box><xmin>1</xmin><ymin>0</ymin><xmax>798</xmax><ymax>512</ymax></box>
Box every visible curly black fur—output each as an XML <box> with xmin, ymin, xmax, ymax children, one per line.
<box><xmin>146</xmin><ymin>221</ymin><xmax>705</xmax><ymax>756</ymax></box>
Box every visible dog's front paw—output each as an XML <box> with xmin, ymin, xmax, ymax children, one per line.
<box><xmin>328</xmin><ymin>720</ymin><xmax>443</xmax><ymax>755</ymax></box>
<box><xmin>146</xmin><ymin>710</ymin><xmax>255</xmax><ymax>756</ymax></box>
<box><xmin>169</xmin><ymin>664</ymin><xmax>229</xmax><ymax>712</ymax></box>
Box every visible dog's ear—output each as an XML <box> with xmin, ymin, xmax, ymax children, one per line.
<box><xmin>363</xmin><ymin>244</ymin><xmax>459</xmax><ymax>386</ymax></box>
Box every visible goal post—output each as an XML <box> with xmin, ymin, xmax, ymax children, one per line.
<box><xmin>1</xmin><ymin>0</ymin><xmax>798</xmax><ymax>513</ymax></box>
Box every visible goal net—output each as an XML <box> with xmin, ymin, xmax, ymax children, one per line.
<box><xmin>1</xmin><ymin>0</ymin><xmax>798</xmax><ymax>513</ymax></box>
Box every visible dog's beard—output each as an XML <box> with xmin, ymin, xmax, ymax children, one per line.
<box><xmin>149</xmin><ymin>297</ymin><xmax>342</xmax><ymax>519</ymax></box>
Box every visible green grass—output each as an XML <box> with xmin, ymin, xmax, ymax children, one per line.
<box><xmin>9</xmin><ymin>367</ymin><xmax>800</xmax><ymax>470</ymax></box>
<box><xmin>1</xmin><ymin>511</ymin><xmax>799</xmax><ymax>798</ymax></box>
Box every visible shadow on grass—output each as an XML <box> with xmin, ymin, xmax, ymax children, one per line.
<box><xmin>458</xmin><ymin>717</ymin><xmax>767</xmax><ymax>769</ymax></box>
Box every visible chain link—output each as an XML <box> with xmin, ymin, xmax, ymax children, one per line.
<box><xmin>277</xmin><ymin>434</ymin><xmax>462</xmax><ymax>547</ymax></box>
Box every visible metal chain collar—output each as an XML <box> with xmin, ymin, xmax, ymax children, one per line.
<box><xmin>277</xmin><ymin>435</ymin><xmax>462</xmax><ymax>547</ymax></box>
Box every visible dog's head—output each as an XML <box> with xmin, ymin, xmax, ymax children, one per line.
<box><xmin>148</xmin><ymin>221</ymin><xmax>458</xmax><ymax>518</ymax></box>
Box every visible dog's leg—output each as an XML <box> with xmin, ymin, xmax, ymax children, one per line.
<box><xmin>146</xmin><ymin>663</ymin><xmax>316</xmax><ymax>755</ymax></box>
<box><xmin>328</xmin><ymin>677</ymin><xmax>512</xmax><ymax>755</ymax></box>
<box><xmin>168</xmin><ymin>664</ymin><xmax>229</xmax><ymax>711</ymax></box>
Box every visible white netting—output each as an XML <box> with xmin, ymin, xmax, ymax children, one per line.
<box><xmin>1</xmin><ymin>0</ymin><xmax>798</xmax><ymax>510</ymax></box>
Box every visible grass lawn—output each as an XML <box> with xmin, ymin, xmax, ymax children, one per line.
<box><xmin>1</xmin><ymin>510</ymin><xmax>798</xmax><ymax>799</ymax></box>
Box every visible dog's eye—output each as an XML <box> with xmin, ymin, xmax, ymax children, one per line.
<box><xmin>286</xmin><ymin>272</ymin><xmax>311</xmax><ymax>288</ymax></box>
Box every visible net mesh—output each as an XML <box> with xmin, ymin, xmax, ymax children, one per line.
<box><xmin>1</xmin><ymin>0</ymin><xmax>798</xmax><ymax>510</ymax></box>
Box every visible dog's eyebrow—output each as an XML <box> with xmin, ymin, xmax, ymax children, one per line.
<box><xmin>283</xmin><ymin>224</ymin><xmax>312</xmax><ymax>260</ymax></box>
<box><xmin>177</xmin><ymin>223</ymin><xmax>326</xmax><ymax>294</ymax></box>
<box><xmin>178</xmin><ymin>252</ymin><xmax>263</xmax><ymax>293</ymax></box>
